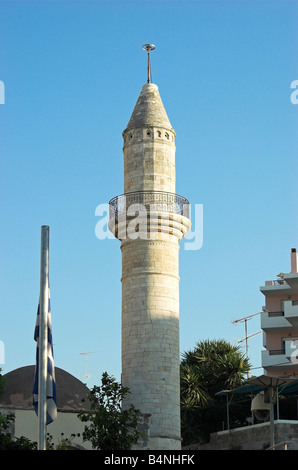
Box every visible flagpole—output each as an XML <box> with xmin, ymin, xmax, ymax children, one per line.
<box><xmin>38</xmin><ymin>225</ymin><xmax>49</xmax><ymax>450</ymax></box>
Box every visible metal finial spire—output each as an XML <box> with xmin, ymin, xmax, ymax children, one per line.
<box><xmin>142</xmin><ymin>43</ymin><xmax>155</xmax><ymax>83</ymax></box>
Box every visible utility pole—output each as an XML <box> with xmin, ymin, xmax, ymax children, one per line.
<box><xmin>80</xmin><ymin>351</ymin><xmax>97</xmax><ymax>385</ymax></box>
<box><xmin>233</xmin><ymin>312</ymin><xmax>262</xmax><ymax>378</ymax></box>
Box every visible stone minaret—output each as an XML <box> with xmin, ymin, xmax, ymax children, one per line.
<box><xmin>109</xmin><ymin>47</ymin><xmax>191</xmax><ymax>450</ymax></box>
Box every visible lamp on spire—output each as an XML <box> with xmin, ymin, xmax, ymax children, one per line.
<box><xmin>142</xmin><ymin>43</ymin><xmax>155</xmax><ymax>83</ymax></box>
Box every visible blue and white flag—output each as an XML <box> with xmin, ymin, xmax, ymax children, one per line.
<box><xmin>33</xmin><ymin>288</ymin><xmax>57</xmax><ymax>425</ymax></box>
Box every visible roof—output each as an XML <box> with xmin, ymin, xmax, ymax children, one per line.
<box><xmin>0</xmin><ymin>365</ymin><xmax>90</xmax><ymax>412</ymax></box>
<box><xmin>260</xmin><ymin>272</ymin><xmax>298</xmax><ymax>295</ymax></box>
<box><xmin>217</xmin><ymin>375</ymin><xmax>298</xmax><ymax>397</ymax></box>
<box><xmin>124</xmin><ymin>83</ymin><xmax>174</xmax><ymax>132</ymax></box>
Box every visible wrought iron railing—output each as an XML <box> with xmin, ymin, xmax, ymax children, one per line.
<box><xmin>109</xmin><ymin>191</ymin><xmax>190</xmax><ymax>219</ymax></box>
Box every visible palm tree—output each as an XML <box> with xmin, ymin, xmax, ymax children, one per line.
<box><xmin>180</xmin><ymin>339</ymin><xmax>251</xmax><ymax>445</ymax></box>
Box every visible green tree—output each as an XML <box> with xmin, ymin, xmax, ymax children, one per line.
<box><xmin>46</xmin><ymin>432</ymin><xmax>81</xmax><ymax>450</ymax></box>
<box><xmin>78</xmin><ymin>372</ymin><xmax>143</xmax><ymax>450</ymax></box>
<box><xmin>180</xmin><ymin>339</ymin><xmax>251</xmax><ymax>445</ymax></box>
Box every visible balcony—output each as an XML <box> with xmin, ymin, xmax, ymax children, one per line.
<box><xmin>262</xmin><ymin>349</ymin><xmax>287</xmax><ymax>369</ymax></box>
<box><xmin>108</xmin><ymin>191</ymin><xmax>191</xmax><ymax>241</ymax></box>
<box><xmin>262</xmin><ymin>340</ymin><xmax>298</xmax><ymax>370</ymax></box>
<box><xmin>284</xmin><ymin>300</ymin><xmax>298</xmax><ymax>328</ymax></box>
<box><xmin>109</xmin><ymin>191</ymin><xmax>190</xmax><ymax>219</ymax></box>
<box><xmin>260</xmin><ymin>279</ymin><xmax>291</xmax><ymax>296</ymax></box>
<box><xmin>261</xmin><ymin>301</ymin><xmax>298</xmax><ymax>332</ymax></box>
<box><xmin>261</xmin><ymin>311</ymin><xmax>292</xmax><ymax>332</ymax></box>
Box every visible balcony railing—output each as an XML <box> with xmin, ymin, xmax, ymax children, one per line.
<box><xmin>269</xmin><ymin>349</ymin><xmax>285</xmax><ymax>355</ymax></box>
<box><xmin>265</xmin><ymin>279</ymin><xmax>287</xmax><ymax>286</ymax></box>
<box><xmin>109</xmin><ymin>191</ymin><xmax>190</xmax><ymax>219</ymax></box>
<box><xmin>268</xmin><ymin>311</ymin><xmax>284</xmax><ymax>317</ymax></box>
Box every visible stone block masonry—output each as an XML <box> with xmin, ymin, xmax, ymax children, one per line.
<box><xmin>109</xmin><ymin>82</ymin><xmax>191</xmax><ymax>450</ymax></box>
<box><xmin>121</xmin><ymin>239</ymin><xmax>181</xmax><ymax>449</ymax></box>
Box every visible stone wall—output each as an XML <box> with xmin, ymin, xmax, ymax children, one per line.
<box><xmin>183</xmin><ymin>420</ymin><xmax>298</xmax><ymax>450</ymax></box>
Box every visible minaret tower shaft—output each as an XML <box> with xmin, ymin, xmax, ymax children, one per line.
<box><xmin>109</xmin><ymin>46</ymin><xmax>191</xmax><ymax>450</ymax></box>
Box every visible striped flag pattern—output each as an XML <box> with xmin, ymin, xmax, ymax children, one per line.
<box><xmin>32</xmin><ymin>288</ymin><xmax>57</xmax><ymax>425</ymax></box>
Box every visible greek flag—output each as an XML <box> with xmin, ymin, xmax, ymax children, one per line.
<box><xmin>33</xmin><ymin>288</ymin><xmax>57</xmax><ymax>424</ymax></box>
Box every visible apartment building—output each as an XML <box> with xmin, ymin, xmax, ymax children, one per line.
<box><xmin>261</xmin><ymin>248</ymin><xmax>298</xmax><ymax>377</ymax></box>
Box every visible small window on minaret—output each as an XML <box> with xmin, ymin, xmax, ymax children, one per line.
<box><xmin>165</xmin><ymin>132</ymin><xmax>169</xmax><ymax>139</ymax></box>
<box><xmin>157</xmin><ymin>130</ymin><xmax>161</xmax><ymax>137</ymax></box>
<box><xmin>130</xmin><ymin>133</ymin><xmax>133</xmax><ymax>139</ymax></box>
<box><xmin>147</xmin><ymin>131</ymin><xmax>151</xmax><ymax>136</ymax></box>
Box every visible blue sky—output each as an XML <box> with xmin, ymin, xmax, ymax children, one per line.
<box><xmin>0</xmin><ymin>0</ymin><xmax>297</xmax><ymax>387</ymax></box>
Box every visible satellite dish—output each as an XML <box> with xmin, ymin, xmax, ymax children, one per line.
<box><xmin>251</xmin><ymin>392</ymin><xmax>271</xmax><ymax>422</ymax></box>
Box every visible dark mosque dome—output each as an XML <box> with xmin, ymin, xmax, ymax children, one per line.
<box><xmin>0</xmin><ymin>365</ymin><xmax>90</xmax><ymax>412</ymax></box>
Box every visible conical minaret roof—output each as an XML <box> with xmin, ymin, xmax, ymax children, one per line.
<box><xmin>124</xmin><ymin>83</ymin><xmax>174</xmax><ymax>133</ymax></box>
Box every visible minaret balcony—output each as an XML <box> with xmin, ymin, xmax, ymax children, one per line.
<box><xmin>108</xmin><ymin>191</ymin><xmax>191</xmax><ymax>241</ymax></box>
<box><xmin>109</xmin><ymin>191</ymin><xmax>190</xmax><ymax>218</ymax></box>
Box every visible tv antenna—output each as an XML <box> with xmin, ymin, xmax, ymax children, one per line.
<box><xmin>142</xmin><ymin>43</ymin><xmax>155</xmax><ymax>83</ymax></box>
<box><xmin>233</xmin><ymin>312</ymin><xmax>262</xmax><ymax>378</ymax></box>
<box><xmin>80</xmin><ymin>351</ymin><xmax>97</xmax><ymax>385</ymax></box>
